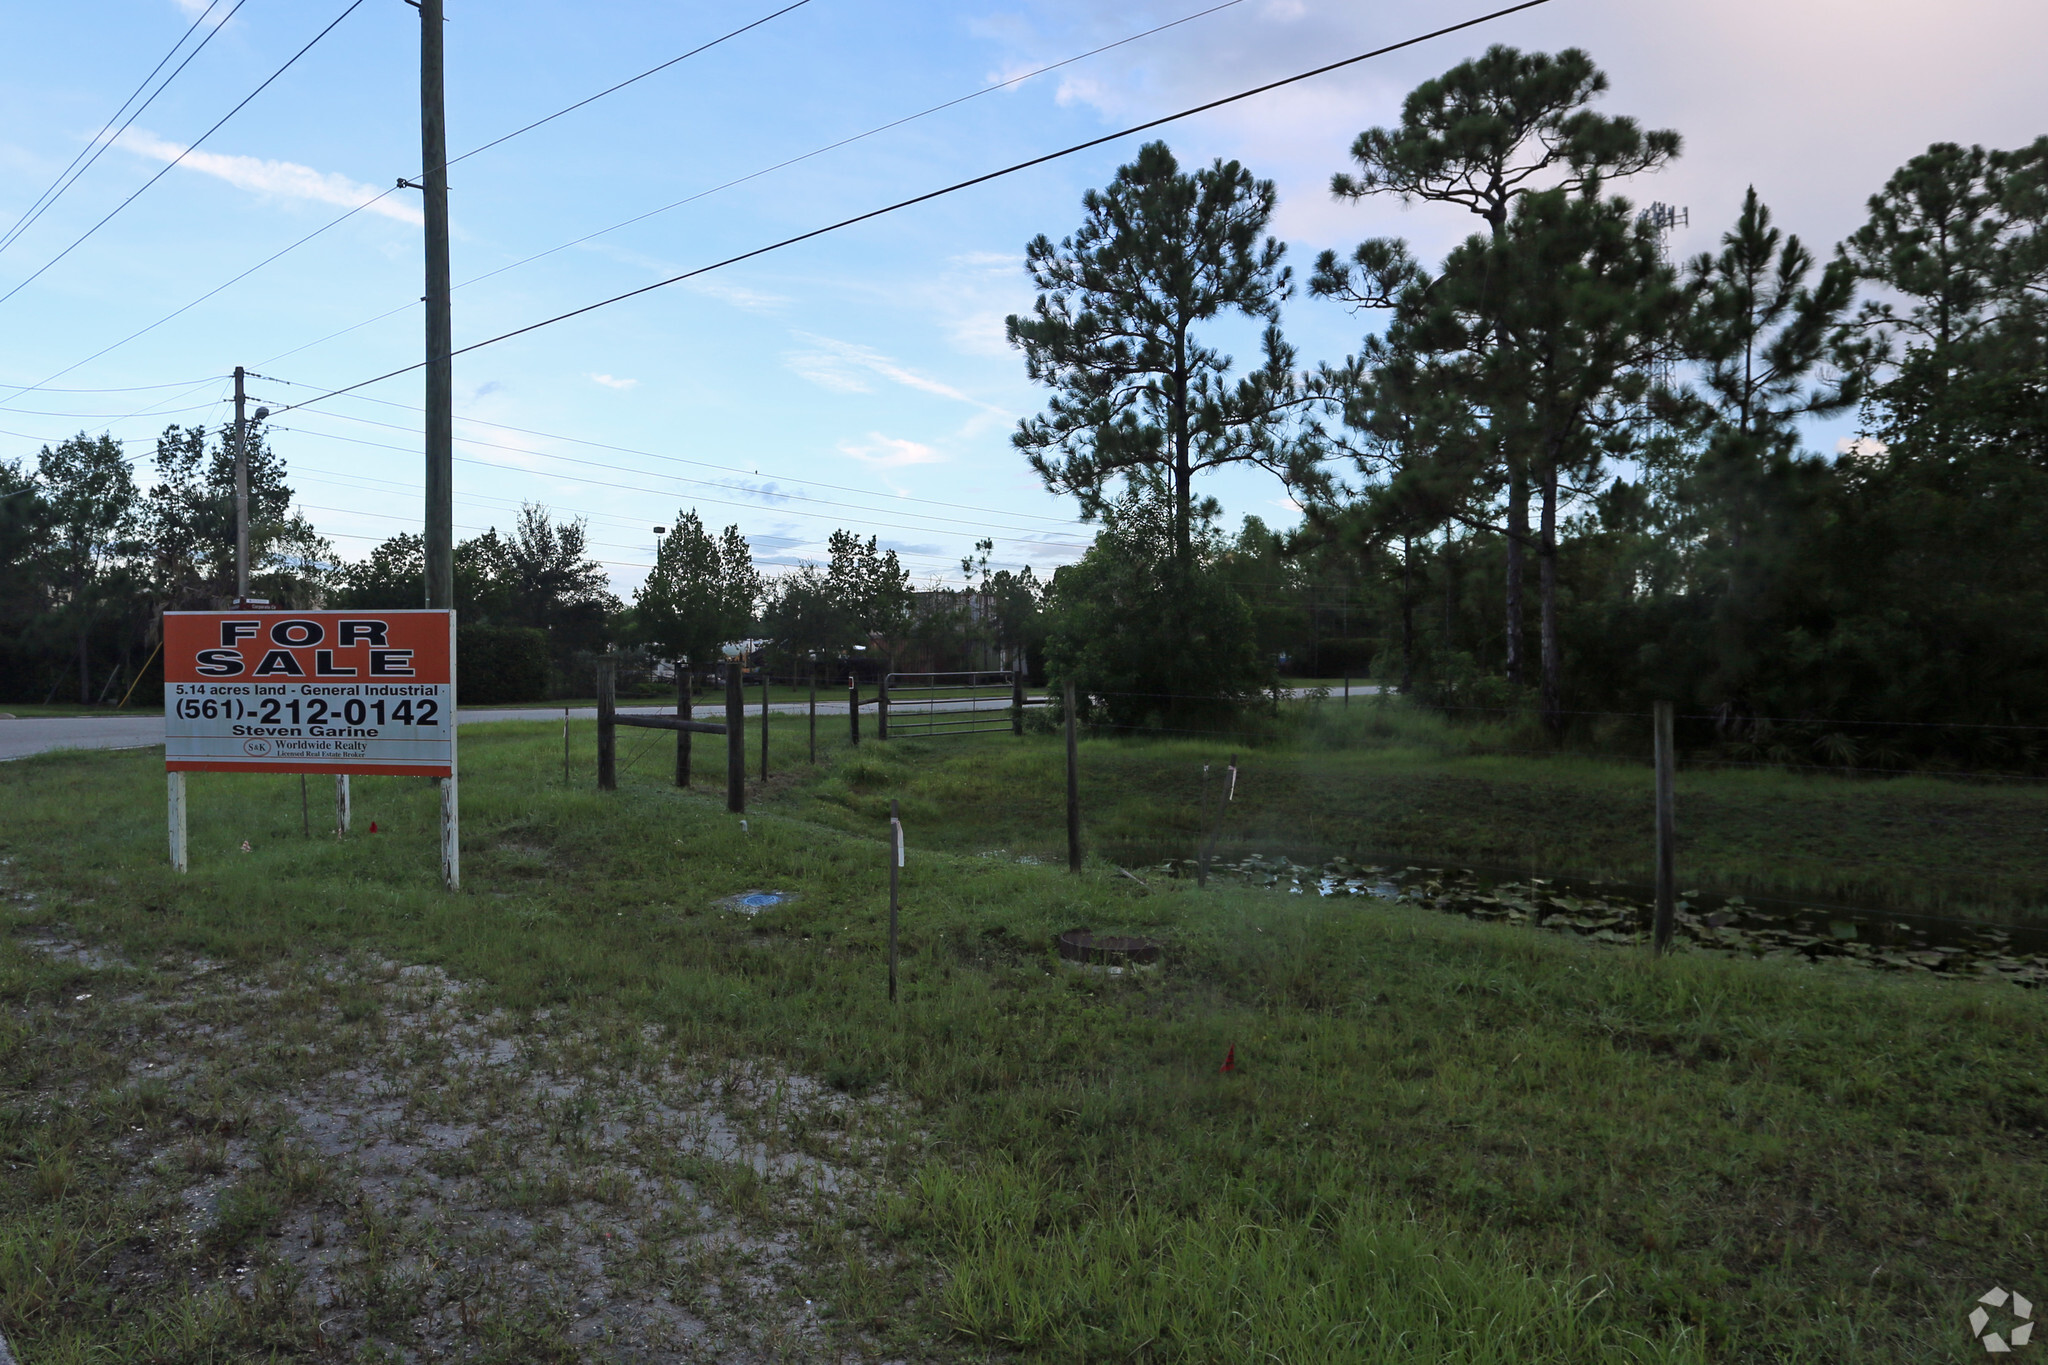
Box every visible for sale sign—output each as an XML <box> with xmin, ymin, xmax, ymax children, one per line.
<box><xmin>164</xmin><ymin>610</ymin><xmax>455</xmax><ymax>776</ymax></box>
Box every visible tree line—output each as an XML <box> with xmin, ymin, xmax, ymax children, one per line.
<box><xmin>1009</xmin><ymin>45</ymin><xmax>2046</xmax><ymax>768</ymax></box>
<box><xmin>0</xmin><ymin>414</ymin><xmax>1022</xmax><ymax>703</ymax></box>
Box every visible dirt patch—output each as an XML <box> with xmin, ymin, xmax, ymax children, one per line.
<box><xmin>9</xmin><ymin>935</ymin><xmax>912</xmax><ymax>1362</ymax></box>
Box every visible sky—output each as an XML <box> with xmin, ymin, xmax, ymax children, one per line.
<box><xmin>1</xmin><ymin>0</ymin><xmax>2043</xmax><ymax>598</ymax></box>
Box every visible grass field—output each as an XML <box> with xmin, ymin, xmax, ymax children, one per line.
<box><xmin>806</xmin><ymin>699</ymin><xmax>2048</xmax><ymax>923</ymax></box>
<box><xmin>3</xmin><ymin>702</ymin><xmax>2045</xmax><ymax>1361</ymax></box>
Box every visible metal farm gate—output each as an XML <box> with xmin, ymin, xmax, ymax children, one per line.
<box><xmin>878</xmin><ymin>670</ymin><xmax>1025</xmax><ymax>739</ymax></box>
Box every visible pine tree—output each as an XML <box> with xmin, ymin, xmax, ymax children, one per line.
<box><xmin>1007</xmin><ymin>141</ymin><xmax>1307</xmax><ymax>571</ymax></box>
<box><xmin>1323</xmin><ymin>45</ymin><xmax>1679</xmax><ymax>685</ymax></box>
<box><xmin>634</xmin><ymin>511</ymin><xmax>757</xmax><ymax>672</ymax></box>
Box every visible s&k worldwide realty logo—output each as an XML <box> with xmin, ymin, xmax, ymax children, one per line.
<box><xmin>1971</xmin><ymin>1287</ymin><xmax>2034</xmax><ymax>1353</ymax></box>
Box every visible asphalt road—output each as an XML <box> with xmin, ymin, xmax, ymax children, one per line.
<box><xmin>0</xmin><ymin>698</ymin><xmax>997</xmax><ymax>762</ymax></box>
<box><xmin>1</xmin><ymin>688</ymin><xmax>1371</xmax><ymax>763</ymax></box>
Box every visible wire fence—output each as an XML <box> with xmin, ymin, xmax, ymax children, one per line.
<box><xmin>569</xmin><ymin>674</ymin><xmax>2045</xmax><ymax>969</ymax></box>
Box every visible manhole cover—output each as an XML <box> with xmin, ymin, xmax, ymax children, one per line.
<box><xmin>1058</xmin><ymin>928</ymin><xmax>1162</xmax><ymax>970</ymax></box>
<box><xmin>716</xmin><ymin>890</ymin><xmax>790</xmax><ymax>915</ymax></box>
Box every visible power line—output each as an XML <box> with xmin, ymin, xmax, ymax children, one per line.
<box><xmin>4</xmin><ymin>0</ymin><xmax>826</xmax><ymax>399</ymax></box>
<box><xmin>32</xmin><ymin>367</ymin><xmax>1071</xmax><ymax>573</ymax></box>
<box><xmin>267</xmin><ymin>0</ymin><xmax>1554</xmax><ymax>419</ymax></box>
<box><xmin>0</xmin><ymin>376</ymin><xmax>225</xmax><ymax>394</ymax></box>
<box><xmin>268</xmin><ymin>405</ymin><xmax>1089</xmax><ymax>543</ymax></box>
<box><xmin>290</xmin><ymin>492</ymin><xmax>988</xmax><ymax>575</ymax></box>
<box><xmin>286</xmin><ymin>464</ymin><xmax>1016</xmax><ymax>575</ymax></box>
<box><xmin>0</xmin><ymin>0</ymin><xmax>246</xmax><ymax>258</ymax></box>
<box><xmin>258</xmin><ymin>0</ymin><xmax>1256</xmax><ymax>370</ymax></box>
<box><xmin>254</xmin><ymin>373</ymin><xmax>1082</xmax><ymax>527</ymax></box>
<box><xmin>0</xmin><ymin>398</ymin><xmax>226</xmax><ymax>421</ymax></box>
<box><xmin>443</xmin><ymin>0</ymin><xmax>817</xmax><ymax>174</ymax></box>
<box><xmin>267</xmin><ymin>419</ymin><xmax>1090</xmax><ymax>554</ymax></box>
<box><xmin>0</xmin><ymin>0</ymin><xmax>365</xmax><ymax>314</ymax></box>
<box><xmin>7</xmin><ymin>193</ymin><xmax>402</xmax><ymax>400</ymax></box>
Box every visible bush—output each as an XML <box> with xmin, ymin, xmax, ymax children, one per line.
<box><xmin>457</xmin><ymin>625</ymin><xmax>549</xmax><ymax>705</ymax></box>
<box><xmin>1044</xmin><ymin>497</ymin><xmax>1265</xmax><ymax>730</ymax></box>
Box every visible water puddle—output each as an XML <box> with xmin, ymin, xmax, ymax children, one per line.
<box><xmin>1141</xmin><ymin>852</ymin><xmax>2048</xmax><ymax>988</ymax></box>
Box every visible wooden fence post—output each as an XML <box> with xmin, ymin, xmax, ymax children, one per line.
<box><xmin>596</xmin><ymin>656</ymin><xmax>617</xmax><ymax>791</ymax></box>
<box><xmin>759</xmin><ymin>672</ymin><xmax>769</xmax><ymax>777</ymax></box>
<box><xmin>726</xmin><ymin>664</ymin><xmax>745</xmax><ymax>814</ymax></box>
<box><xmin>1653</xmin><ymin>700</ymin><xmax>1676</xmax><ymax>953</ymax></box>
<box><xmin>1011</xmin><ymin>671</ymin><xmax>1025</xmax><ymax>736</ymax></box>
<box><xmin>335</xmin><ymin>775</ymin><xmax>351</xmax><ymax>835</ymax></box>
<box><xmin>808</xmin><ymin>665</ymin><xmax>817</xmax><ymax>764</ymax></box>
<box><xmin>676</xmin><ymin>669</ymin><xmax>692</xmax><ymax>788</ymax></box>
<box><xmin>888</xmin><ymin>798</ymin><xmax>902</xmax><ymax>1003</ymax></box>
<box><xmin>878</xmin><ymin>674</ymin><xmax>890</xmax><ymax>740</ymax></box>
<box><xmin>1064</xmin><ymin>678</ymin><xmax>1081</xmax><ymax>873</ymax></box>
<box><xmin>848</xmin><ymin>676</ymin><xmax>860</xmax><ymax>747</ymax></box>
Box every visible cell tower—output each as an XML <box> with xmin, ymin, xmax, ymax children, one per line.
<box><xmin>1638</xmin><ymin>201</ymin><xmax>1689</xmax><ymax>434</ymax></box>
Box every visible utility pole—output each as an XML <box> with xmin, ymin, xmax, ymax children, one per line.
<box><xmin>419</xmin><ymin>0</ymin><xmax>453</xmax><ymax>610</ymax></box>
<box><xmin>417</xmin><ymin>0</ymin><xmax>457</xmax><ymax>890</ymax></box>
<box><xmin>232</xmin><ymin>365</ymin><xmax>248</xmax><ymax>602</ymax></box>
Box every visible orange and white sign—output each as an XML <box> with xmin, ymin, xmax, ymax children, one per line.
<box><xmin>164</xmin><ymin>610</ymin><xmax>455</xmax><ymax>776</ymax></box>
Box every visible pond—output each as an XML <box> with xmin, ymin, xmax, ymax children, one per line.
<box><xmin>1126</xmin><ymin>849</ymin><xmax>2048</xmax><ymax>988</ymax></box>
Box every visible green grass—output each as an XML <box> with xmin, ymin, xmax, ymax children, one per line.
<box><xmin>2</xmin><ymin>704</ymin><xmax>2045</xmax><ymax>1360</ymax></box>
<box><xmin>795</xmin><ymin>698</ymin><xmax>2048</xmax><ymax>922</ymax></box>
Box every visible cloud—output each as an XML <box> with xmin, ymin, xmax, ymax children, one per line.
<box><xmin>839</xmin><ymin>434</ymin><xmax>945</xmax><ymax>469</ymax></box>
<box><xmin>685</xmin><ymin>278</ymin><xmax>789</xmax><ymax>313</ymax></box>
<box><xmin>113</xmin><ymin>129</ymin><xmax>421</xmax><ymax>224</ymax></box>
<box><xmin>572</xmin><ymin>243</ymin><xmax>788</xmax><ymax>312</ymax></box>
<box><xmin>1837</xmin><ymin>435</ymin><xmax>1887</xmax><ymax>463</ymax></box>
<box><xmin>785</xmin><ymin>354</ymin><xmax>873</xmax><ymax>394</ymax></box>
<box><xmin>786</xmin><ymin>332</ymin><xmax>1009</xmax><ymax>414</ymax></box>
<box><xmin>721</xmin><ymin>478</ymin><xmax>790</xmax><ymax>506</ymax></box>
<box><xmin>952</xmin><ymin>410</ymin><xmax>1009</xmax><ymax>441</ymax></box>
<box><xmin>589</xmin><ymin>373</ymin><xmax>638</xmax><ymax>390</ymax></box>
<box><xmin>945</xmin><ymin>309</ymin><xmax>1015</xmax><ymax>357</ymax></box>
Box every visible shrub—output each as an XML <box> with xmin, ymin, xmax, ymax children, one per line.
<box><xmin>457</xmin><ymin>625</ymin><xmax>549</xmax><ymax>705</ymax></box>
